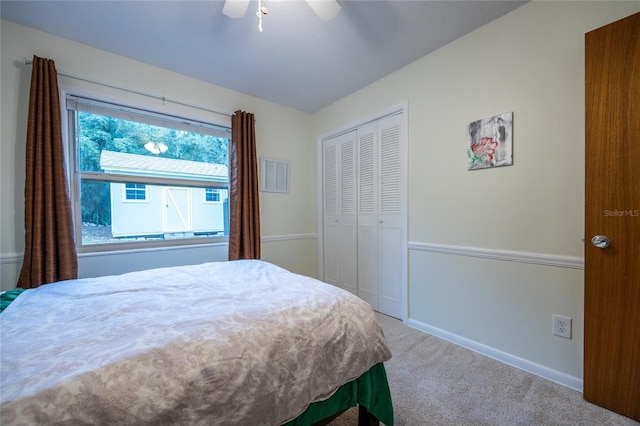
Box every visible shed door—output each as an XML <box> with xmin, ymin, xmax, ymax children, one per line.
<box><xmin>163</xmin><ymin>187</ymin><xmax>191</xmax><ymax>232</ymax></box>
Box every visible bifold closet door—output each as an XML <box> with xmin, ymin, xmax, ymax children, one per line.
<box><xmin>377</xmin><ymin>114</ymin><xmax>404</xmax><ymax>319</ymax></box>
<box><xmin>356</xmin><ymin>122</ymin><xmax>379</xmax><ymax>309</ymax></box>
<box><xmin>357</xmin><ymin>114</ymin><xmax>405</xmax><ymax>319</ymax></box>
<box><xmin>322</xmin><ymin>130</ymin><xmax>357</xmax><ymax>295</ymax></box>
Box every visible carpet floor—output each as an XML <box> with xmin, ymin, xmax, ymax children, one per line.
<box><xmin>328</xmin><ymin>313</ymin><xmax>638</xmax><ymax>426</ymax></box>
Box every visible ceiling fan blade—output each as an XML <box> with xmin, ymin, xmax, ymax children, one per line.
<box><xmin>222</xmin><ymin>0</ymin><xmax>251</xmax><ymax>18</ymax></box>
<box><xmin>305</xmin><ymin>0</ymin><xmax>341</xmax><ymax>21</ymax></box>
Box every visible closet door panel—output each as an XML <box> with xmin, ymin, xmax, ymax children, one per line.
<box><xmin>378</xmin><ymin>225</ymin><xmax>403</xmax><ymax>318</ymax></box>
<box><xmin>322</xmin><ymin>221</ymin><xmax>339</xmax><ymax>285</ymax></box>
<box><xmin>339</xmin><ymin>133</ymin><xmax>358</xmax><ymax>294</ymax></box>
<box><xmin>357</xmin><ymin>123</ymin><xmax>379</xmax><ymax>306</ymax></box>
<box><xmin>322</xmin><ymin>141</ymin><xmax>338</xmax><ymax>285</ymax></box>
<box><xmin>322</xmin><ymin>131</ymin><xmax>357</xmax><ymax>294</ymax></box>
<box><xmin>323</xmin><ymin>143</ymin><xmax>338</xmax><ymax>217</ymax></box>
<box><xmin>377</xmin><ymin>114</ymin><xmax>405</xmax><ymax>319</ymax></box>
<box><xmin>339</xmin><ymin>222</ymin><xmax>358</xmax><ymax>294</ymax></box>
<box><xmin>357</xmin><ymin>223</ymin><xmax>378</xmax><ymax>308</ymax></box>
<box><xmin>379</xmin><ymin>120</ymin><xmax>402</xmax><ymax>219</ymax></box>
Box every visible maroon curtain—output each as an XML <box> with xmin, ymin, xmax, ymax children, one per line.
<box><xmin>18</xmin><ymin>55</ymin><xmax>78</xmax><ymax>288</ymax></box>
<box><xmin>228</xmin><ymin>110</ymin><xmax>261</xmax><ymax>260</ymax></box>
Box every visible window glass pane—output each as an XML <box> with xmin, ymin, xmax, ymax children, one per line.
<box><xmin>73</xmin><ymin>101</ymin><xmax>230</xmax><ymax>249</ymax></box>
<box><xmin>125</xmin><ymin>183</ymin><xmax>147</xmax><ymax>201</ymax></box>
<box><xmin>80</xmin><ymin>179</ymin><xmax>229</xmax><ymax>245</ymax></box>
<box><xmin>205</xmin><ymin>188</ymin><xmax>221</xmax><ymax>202</ymax></box>
<box><xmin>77</xmin><ymin>111</ymin><xmax>229</xmax><ymax>174</ymax></box>
<box><xmin>80</xmin><ymin>180</ymin><xmax>112</xmax><ymax>232</ymax></box>
<box><xmin>67</xmin><ymin>96</ymin><xmax>230</xmax><ymax>139</ymax></box>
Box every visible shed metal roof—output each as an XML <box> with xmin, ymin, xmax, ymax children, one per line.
<box><xmin>100</xmin><ymin>150</ymin><xmax>228</xmax><ymax>181</ymax></box>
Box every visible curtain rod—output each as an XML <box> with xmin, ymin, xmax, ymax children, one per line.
<box><xmin>23</xmin><ymin>58</ymin><xmax>233</xmax><ymax>118</ymax></box>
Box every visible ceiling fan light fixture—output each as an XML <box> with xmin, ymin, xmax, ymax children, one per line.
<box><xmin>144</xmin><ymin>141</ymin><xmax>168</xmax><ymax>155</ymax></box>
<box><xmin>256</xmin><ymin>0</ymin><xmax>268</xmax><ymax>32</ymax></box>
<box><xmin>222</xmin><ymin>0</ymin><xmax>341</xmax><ymax>31</ymax></box>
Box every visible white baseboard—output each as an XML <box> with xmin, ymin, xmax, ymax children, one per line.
<box><xmin>406</xmin><ymin>317</ymin><xmax>583</xmax><ymax>392</ymax></box>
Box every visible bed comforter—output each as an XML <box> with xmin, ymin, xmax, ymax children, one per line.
<box><xmin>0</xmin><ymin>260</ymin><xmax>391</xmax><ymax>425</ymax></box>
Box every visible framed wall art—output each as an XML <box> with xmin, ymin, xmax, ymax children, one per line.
<box><xmin>467</xmin><ymin>111</ymin><xmax>513</xmax><ymax>170</ymax></box>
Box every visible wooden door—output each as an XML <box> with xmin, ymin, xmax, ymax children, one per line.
<box><xmin>584</xmin><ymin>12</ymin><xmax>640</xmax><ymax>421</ymax></box>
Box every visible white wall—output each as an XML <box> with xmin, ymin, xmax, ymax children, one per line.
<box><xmin>312</xmin><ymin>1</ymin><xmax>639</xmax><ymax>389</ymax></box>
<box><xmin>0</xmin><ymin>19</ymin><xmax>318</xmax><ymax>288</ymax></box>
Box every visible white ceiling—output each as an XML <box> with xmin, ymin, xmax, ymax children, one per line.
<box><xmin>1</xmin><ymin>0</ymin><xmax>528</xmax><ymax>113</ymax></box>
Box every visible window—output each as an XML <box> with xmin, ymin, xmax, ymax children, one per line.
<box><xmin>205</xmin><ymin>188</ymin><xmax>221</xmax><ymax>202</ymax></box>
<box><xmin>124</xmin><ymin>183</ymin><xmax>147</xmax><ymax>201</ymax></box>
<box><xmin>66</xmin><ymin>95</ymin><xmax>231</xmax><ymax>250</ymax></box>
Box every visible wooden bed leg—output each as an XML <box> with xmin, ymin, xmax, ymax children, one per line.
<box><xmin>358</xmin><ymin>405</ymin><xmax>380</xmax><ymax>426</ymax></box>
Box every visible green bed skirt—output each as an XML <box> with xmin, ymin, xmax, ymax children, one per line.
<box><xmin>0</xmin><ymin>288</ymin><xmax>25</xmax><ymax>313</ymax></box>
<box><xmin>284</xmin><ymin>362</ymin><xmax>394</xmax><ymax>426</ymax></box>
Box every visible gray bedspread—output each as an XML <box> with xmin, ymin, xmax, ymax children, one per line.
<box><xmin>0</xmin><ymin>260</ymin><xmax>391</xmax><ymax>425</ymax></box>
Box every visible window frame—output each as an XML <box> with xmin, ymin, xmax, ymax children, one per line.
<box><xmin>204</xmin><ymin>188</ymin><xmax>222</xmax><ymax>203</ymax></box>
<box><xmin>124</xmin><ymin>183</ymin><xmax>148</xmax><ymax>202</ymax></box>
<box><xmin>64</xmin><ymin>90</ymin><xmax>232</xmax><ymax>253</ymax></box>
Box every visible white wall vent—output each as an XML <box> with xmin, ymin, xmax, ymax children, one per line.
<box><xmin>260</xmin><ymin>157</ymin><xmax>289</xmax><ymax>193</ymax></box>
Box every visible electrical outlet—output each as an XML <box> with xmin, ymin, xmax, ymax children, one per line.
<box><xmin>553</xmin><ymin>314</ymin><xmax>572</xmax><ymax>339</ymax></box>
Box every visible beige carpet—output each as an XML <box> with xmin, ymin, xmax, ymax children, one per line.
<box><xmin>329</xmin><ymin>313</ymin><xmax>638</xmax><ymax>426</ymax></box>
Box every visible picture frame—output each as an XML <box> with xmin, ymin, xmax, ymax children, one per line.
<box><xmin>467</xmin><ymin>112</ymin><xmax>513</xmax><ymax>170</ymax></box>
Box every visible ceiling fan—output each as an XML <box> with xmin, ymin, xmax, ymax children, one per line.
<box><xmin>223</xmin><ymin>0</ymin><xmax>341</xmax><ymax>31</ymax></box>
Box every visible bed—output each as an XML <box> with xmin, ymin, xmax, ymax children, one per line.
<box><xmin>0</xmin><ymin>260</ymin><xmax>393</xmax><ymax>425</ymax></box>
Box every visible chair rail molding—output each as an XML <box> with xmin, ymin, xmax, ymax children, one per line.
<box><xmin>408</xmin><ymin>242</ymin><xmax>584</xmax><ymax>270</ymax></box>
<box><xmin>1</xmin><ymin>253</ymin><xmax>22</xmax><ymax>264</ymax></box>
<box><xmin>261</xmin><ymin>233</ymin><xmax>318</xmax><ymax>243</ymax></box>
